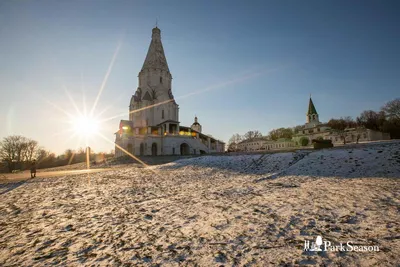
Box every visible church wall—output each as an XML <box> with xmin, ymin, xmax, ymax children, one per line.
<box><xmin>162</xmin><ymin>136</ymin><xmax>210</xmax><ymax>155</ymax></box>
<box><xmin>114</xmin><ymin>136</ymin><xmax>135</xmax><ymax>157</ymax></box>
<box><xmin>115</xmin><ymin>134</ymin><xmax>224</xmax><ymax>157</ymax></box>
<box><xmin>139</xmin><ymin>69</ymin><xmax>171</xmax><ymax>91</ymax></box>
<box><xmin>119</xmin><ymin>136</ymin><xmax>162</xmax><ymax>156</ymax></box>
<box><xmin>367</xmin><ymin>129</ymin><xmax>391</xmax><ymax>141</ymax></box>
<box><xmin>146</xmin><ymin>102</ymin><xmax>178</xmax><ymax>126</ymax></box>
<box><xmin>131</xmin><ymin>98</ymin><xmax>178</xmax><ymax>128</ymax></box>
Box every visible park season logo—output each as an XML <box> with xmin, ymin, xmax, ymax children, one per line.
<box><xmin>304</xmin><ymin>235</ymin><xmax>380</xmax><ymax>252</ymax></box>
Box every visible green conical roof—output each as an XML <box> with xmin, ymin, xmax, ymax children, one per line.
<box><xmin>307</xmin><ymin>97</ymin><xmax>318</xmax><ymax>115</ymax></box>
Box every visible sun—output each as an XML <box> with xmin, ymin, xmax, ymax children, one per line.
<box><xmin>72</xmin><ymin>116</ymin><xmax>99</xmax><ymax>137</ymax></box>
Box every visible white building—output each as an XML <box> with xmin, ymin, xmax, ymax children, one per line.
<box><xmin>327</xmin><ymin>128</ymin><xmax>390</xmax><ymax>144</ymax></box>
<box><xmin>115</xmin><ymin>27</ymin><xmax>224</xmax><ymax>157</ymax></box>
<box><xmin>293</xmin><ymin>97</ymin><xmax>331</xmax><ymax>144</ymax></box>
<box><xmin>237</xmin><ymin>137</ymin><xmax>296</xmax><ymax>152</ymax></box>
<box><xmin>293</xmin><ymin>97</ymin><xmax>390</xmax><ymax>145</ymax></box>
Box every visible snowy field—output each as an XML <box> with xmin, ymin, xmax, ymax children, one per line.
<box><xmin>1</xmin><ymin>142</ymin><xmax>399</xmax><ymax>266</ymax></box>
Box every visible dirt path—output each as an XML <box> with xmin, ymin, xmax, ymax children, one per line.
<box><xmin>0</xmin><ymin>168</ymin><xmax>110</xmax><ymax>184</ymax></box>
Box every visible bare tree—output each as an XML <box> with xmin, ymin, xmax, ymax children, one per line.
<box><xmin>37</xmin><ymin>151</ymin><xmax>56</xmax><ymax>169</ymax></box>
<box><xmin>356</xmin><ymin>110</ymin><xmax>386</xmax><ymax>131</ymax></box>
<box><xmin>381</xmin><ymin>98</ymin><xmax>400</xmax><ymax>120</ymax></box>
<box><xmin>227</xmin><ymin>134</ymin><xmax>243</xmax><ymax>152</ymax></box>
<box><xmin>15</xmin><ymin>136</ymin><xmax>26</xmax><ymax>162</ymax></box>
<box><xmin>0</xmin><ymin>135</ymin><xmax>28</xmax><ymax>172</ymax></box>
<box><xmin>380</xmin><ymin>99</ymin><xmax>400</xmax><ymax>139</ymax></box>
<box><xmin>328</xmin><ymin>117</ymin><xmax>357</xmax><ymax>131</ymax></box>
<box><xmin>355</xmin><ymin>127</ymin><xmax>364</xmax><ymax>144</ymax></box>
<box><xmin>228</xmin><ymin>134</ymin><xmax>243</xmax><ymax>144</ymax></box>
<box><xmin>35</xmin><ymin>147</ymin><xmax>50</xmax><ymax>162</ymax></box>
<box><xmin>293</xmin><ymin>125</ymin><xmax>304</xmax><ymax>134</ymax></box>
<box><xmin>0</xmin><ymin>135</ymin><xmax>21</xmax><ymax>161</ymax></box>
<box><xmin>268</xmin><ymin>127</ymin><xmax>294</xmax><ymax>141</ymax></box>
<box><xmin>342</xmin><ymin>116</ymin><xmax>358</xmax><ymax>128</ymax></box>
<box><xmin>243</xmin><ymin>130</ymin><xmax>262</xmax><ymax>140</ymax></box>
<box><xmin>327</xmin><ymin>119</ymin><xmax>348</xmax><ymax>144</ymax></box>
<box><xmin>24</xmin><ymin>139</ymin><xmax>38</xmax><ymax>162</ymax></box>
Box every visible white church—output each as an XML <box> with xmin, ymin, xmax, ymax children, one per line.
<box><xmin>114</xmin><ymin>27</ymin><xmax>225</xmax><ymax>157</ymax></box>
<box><xmin>293</xmin><ymin>97</ymin><xmax>391</xmax><ymax>144</ymax></box>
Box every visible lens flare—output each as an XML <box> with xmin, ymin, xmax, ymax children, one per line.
<box><xmin>72</xmin><ymin>116</ymin><xmax>99</xmax><ymax>137</ymax></box>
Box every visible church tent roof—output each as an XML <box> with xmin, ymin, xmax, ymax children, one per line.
<box><xmin>307</xmin><ymin>97</ymin><xmax>318</xmax><ymax>115</ymax></box>
<box><xmin>141</xmin><ymin>27</ymin><xmax>170</xmax><ymax>72</ymax></box>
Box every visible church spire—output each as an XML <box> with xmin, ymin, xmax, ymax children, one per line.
<box><xmin>307</xmin><ymin>96</ymin><xmax>318</xmax><ymax>115</ymax></box>
<box><xmin>141</xmin><ymin>27</ymin><xmax>170</xmax><ymax>72</ymax></box>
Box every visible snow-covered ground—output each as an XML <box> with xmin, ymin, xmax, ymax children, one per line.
<box><xmin>0</xmin><ymin>142</ymin><xmax>399</xmax><ymax>266</ymax></box>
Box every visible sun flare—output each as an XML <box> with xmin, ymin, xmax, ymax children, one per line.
<box><xmin>72</xmin><ymin>116</ymin><xmax>99</xmax><ymax>137</ymax></box>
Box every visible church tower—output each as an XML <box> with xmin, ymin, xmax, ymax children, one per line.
<box><xmin>191</xmin><ymin>116</ymin><xmax>202</xmax><ymax>133</ymax></box>
<box><xmin>115</xmin><ymin>26</ymin><xmax>226</xmax><ymax>157</ymax></box>
<box><xmin>305</xmin><ymin>96</ymin><xmax>320</xmax><ymax>128</ymax></box>
<box><xmin>129</xmin><ymin>27</ymin><xmax>179</xmax><ymax>128</ymax></box>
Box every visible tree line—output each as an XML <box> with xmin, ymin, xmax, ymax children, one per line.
<box><xmin>227</xmin><ymin>98</ymin><xmax>400</xmax><ymax>151</ymax></box>
<box><xmin>227</xmin><ymin>127</ymin><xmax>298</xmax><ymax>151</ymax></box>
<box><xmin>227</xmin><ymin>128</ymin><xmax>296</xmax><ymax>151</ymax></box>
<box><xmin>0</xmin><ymin>135</ymin><xmax>114</xmax><ymax>173</ymax></box>
<box><xmin>327</xmin><ymin>98</ymin><xmax>400</xmax><ymax>140</ymax></box>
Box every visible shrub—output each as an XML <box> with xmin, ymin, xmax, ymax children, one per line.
<box><xmin>299</xmin><ymin>137</ymin><xmax>309</xmax><ymax>146</ymax></box>
<box><xmin>312</xmin><ymin>139</ymin><xmax>332</xmax><ymax>144</ymax></box>
<box><xmin>312</xmin><ymin>139</ymin><xmax>333</xmax><ymax>149</ymax></box>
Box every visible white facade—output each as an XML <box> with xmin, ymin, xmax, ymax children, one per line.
<box><xmin>237</xmin><ymin>138</ymin><xmax>296</xmax><ymax>152</ymax></box>
<box><xmin>294</xmin><ymin>98</ymin><xmax>391</xmax><ymax>145</ymax></box>
<box><xmin>115</xmin><ymin>133</ymin><xmax>224</xmax><ymax>157</ymax></box>
<box><xmin>327</xmin><ymin>128</ymin><xmax>390</xmax><ymax>144</ymax></box>
<box><xmin>115</xmin><ymin>27</ymin><xmax>224</xmax><ymax>157</ymax></box>
<box><xmin>293</xmin><ymin>124</ymin><xmax>331</xmax><ymax>144</ymax></box>
<box><xmin>191</xmin><ymin>116</ymin><xmax>202</xmax><ymax>133</ymax></box>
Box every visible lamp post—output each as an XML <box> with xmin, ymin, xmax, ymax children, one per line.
<box><xmin>86</xmin><ymin>146</ymin><xmax>91</xmax><ymax>185</ymax></box>
<box><xmin>86</xmin><ymin>146</ymin><xmax>91</xmax><ymax>169</ymax></box>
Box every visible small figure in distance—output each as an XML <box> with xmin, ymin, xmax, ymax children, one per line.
<box><xmin>30</xmin><ymin>160</ymin><xmax>37</xmax><ymax>178</ymax></box>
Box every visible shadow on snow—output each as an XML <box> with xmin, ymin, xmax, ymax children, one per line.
<box><xmin>157</xmin><ymin>141</ymin><xmax>400</xmax><ymax>180</ymax></box>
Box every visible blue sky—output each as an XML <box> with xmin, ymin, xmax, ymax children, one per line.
<box><xmin>0</xmin><ymin>1</ymin><xmax>399</xmax><ymax>154</ymax></box>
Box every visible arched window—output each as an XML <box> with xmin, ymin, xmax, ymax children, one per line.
<box><xmin>160</xmin><ymin>77</ymin><xmax>163</xmax><ymax>83</ymax></box>
<box><xmin>162</xmin><ymin>110</ymin><xmax>164</xmax><ymax>119</ymax></box>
